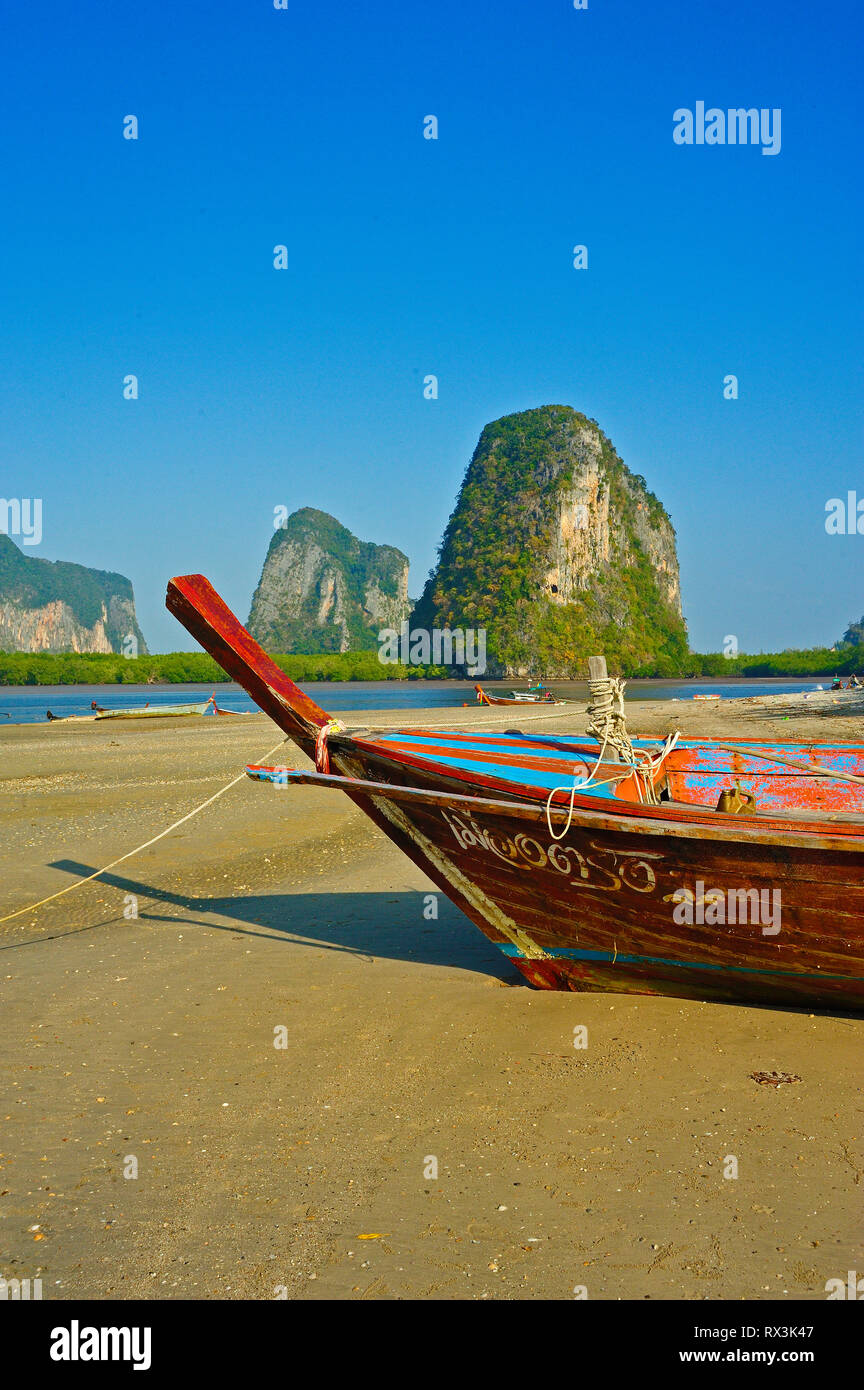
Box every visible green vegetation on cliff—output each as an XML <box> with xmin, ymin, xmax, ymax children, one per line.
<box><xmin>248</xmin><ymin>508</ymin><xmax>409</xmax><ymax>653</ymax></box>
<box><xmin>413</xmin><ymin>406</ymin><xmax>688</xmax><ymax>675</ymax></box>
<box><xmin>0</xmin><ymin>535</ymin><xmax>148</xmax><ymax>653</ymax></box>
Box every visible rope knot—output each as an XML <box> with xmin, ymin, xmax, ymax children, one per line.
<box><xmin>586</xmin><ymin>673</ymin><xmax>635</xmax><ymax>763</ymax></box>
<box><xmin>315</xmin><ymin>719</ymin><xmax>346</xmax><ymax>773</ymax></box>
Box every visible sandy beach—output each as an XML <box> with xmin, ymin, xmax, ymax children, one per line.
<box><xmin>1</xmin><ymin>695</ymin><xmax>863</xmax><ymax>1301</ymax></box>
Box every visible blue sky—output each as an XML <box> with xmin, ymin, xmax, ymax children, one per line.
<box><xmin>1</xmin><ymin>0</ymin><xmax>860</xmax><ymax>652</ymax></box>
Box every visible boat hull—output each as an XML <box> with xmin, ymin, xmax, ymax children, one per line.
<box><xmin>356</xmin><ymin>781</ymin><xmax>864</xmax><ymax>1009</ymax></box>
<box><xmin>94</xmin><ymin>702</ymin><xmax>213</xmax><ymax>719</ymax></box>
<box><xmin>280</xmin><ymin>747</ymin><xmax>864</xmax><ymax>1011</ymax></box>
<box><xmin>166</xmin><ymin>573</ymin><xmax>864</xmax><ymax>1011</ymax></box>
<box><xmin>474</xmin><ymin>684</ymin><xmax>559</xmax><ymax>706</ymax></box>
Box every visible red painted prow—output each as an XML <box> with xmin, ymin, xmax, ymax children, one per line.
<box><xmin>165</xmin><ymin>574</ymin><xmax>331</xmax><ymax>754</ymax></box>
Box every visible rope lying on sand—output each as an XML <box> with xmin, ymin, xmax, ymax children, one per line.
<box><xmin>0</xmin><ymin>735</ymin><xmax>289</xmax><ymax>928</ymax></box>
<box><xmin>0</xmin><ymin>702</ymin><xmax>663</xmax><ymax>928</ymax></box>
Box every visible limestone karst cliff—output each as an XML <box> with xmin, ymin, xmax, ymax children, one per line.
<box><xmin>0</xmin><ymin>535</ymin><xmax>148</xmax><ymax>654</ymax></box>
<box><xmin>247</xmin><ymin>508</ymin><xmax>410</xmax><ymax>653</ymax></box>
<box><xmin>412</xmin><ymin>405</ymin><xmax>687</xmax><ymax>676</ymax></box>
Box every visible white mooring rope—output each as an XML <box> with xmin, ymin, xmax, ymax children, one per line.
<box><xmin>0</xmin><ymin>735</ymin><xmax>290</xmax><ymax>928</ymax></box>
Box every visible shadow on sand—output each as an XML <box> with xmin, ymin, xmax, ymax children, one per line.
<box><xmin>46</xmin><ymin>859</ymin><xmax>523</xmax><ymax>983</ymax></box>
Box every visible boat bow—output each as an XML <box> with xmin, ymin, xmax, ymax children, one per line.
<box><xmin>166</xmin><ymin>573</ymin><xmax>329</xmax><ymax>756</ymax></box>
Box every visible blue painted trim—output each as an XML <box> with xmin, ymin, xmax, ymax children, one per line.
<box><xmin>497</xmin><ymin>943</ymin><xmax>861</xmax><ymax>983</ymax></box>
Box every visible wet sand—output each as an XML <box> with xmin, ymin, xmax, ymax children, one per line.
<box><xmin>1</xmin><ymin>697</ymin><xmax>862</xmax><ymax>1300</ymax></box>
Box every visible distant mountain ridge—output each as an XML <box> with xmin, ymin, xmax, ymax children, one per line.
<box><xmin>412</xmin><ymin>405</ymin><xmax>688</xmax><ymax>676</ymax></box>
<box><xmin>247</xmin><ymin>508</ymin><xmax>410</xmax><ymax>653</ymax></box>
<box><xmin>0</xmin><ymin>535</ymin><xmax>148</xmax><ymax>654</ymax></box>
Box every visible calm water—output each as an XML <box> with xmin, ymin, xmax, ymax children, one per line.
<box><xmin>0</xmin><ymin>678</ymin><xmax>832</xmax><ymax>726</ymax></box>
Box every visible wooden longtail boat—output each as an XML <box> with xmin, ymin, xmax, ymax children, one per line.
<box><xmin>211</xmin><ymin>700</ymin><xmax>252</xmax><ymax>716</ymax></box>
<box><xmin>46</xmin><ymin>696</ymin><xmax>216</xmax><ymax>723</ymax></box>
<box><xmin>475</xmin><ymin>684</ymin><xmax>561</xmax><ymax>706</ymax></box>
<box><xmin>166</xmin><ymin>573</ymin><xmax>864</xmax><ymax>1011</ymax></box>
<box><xmin>94</xmin><ymin>697</ymin><xmax>215</xmax><ymax>720</ymax></box>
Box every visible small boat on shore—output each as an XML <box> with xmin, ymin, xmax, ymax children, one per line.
<box><xmin>475</xmin><ymin>683</ymin><xmax>562</xmax><ymax>706</ymax></box>
<box><xmin>166</xmin><ymin>573</ymin><xmax>864</xmax><ymax>1011</ymax></box>
<box><xmin>47</xmin><ymin>696</ymin><xmax>217</xmax><ymax>722</ymax></box>
<box><xmin>96</xmin><ymin>698</ymin><xmax>215</xmax><ymax>720</ymax></box>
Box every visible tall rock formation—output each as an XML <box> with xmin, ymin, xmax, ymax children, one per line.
<box><xmin>413</xmin><ymin>405</ymin><xmax>687</xmax><ymax>676</ymax></box>
<box><xmin>0</xmin><ymin>535</ymin><xmax>148</xmax><ymax>654</ymax></box>
<box><xmin>248</xmin><ymin>508</ymin><xmax>410</xmax><ymax>653</ymax></box>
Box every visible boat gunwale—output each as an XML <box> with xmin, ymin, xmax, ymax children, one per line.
<box><xmin>331</xmin><ymin>730</ymin><xmax>864</xmax><ymax>832</ymax></box>
<box><xmin>246</xmin><ymin>762</ymin><xmax>864</xmax><ymax>852</ymax></box>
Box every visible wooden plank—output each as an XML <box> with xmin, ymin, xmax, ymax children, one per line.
<box><xmin>253</xmin><ymin>763</ymin><xmax>864</xmax><ymax>852</ymax></box>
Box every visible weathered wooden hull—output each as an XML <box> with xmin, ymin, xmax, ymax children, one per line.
<box><xmin>166</xmin><ymin>573</ymin><xmax>864</xmax><ymax>1011</ymax></box>
<box><xmin>260</xmin><ymin>757</ymin><xmax>864</xmax><ymax>1011</ymax></box>
<box><xmin>477</xmin><ymin>693</ymin><xmax>546</xmax><ymax>706</ymax></box>
<box><xmin>95</xmin><ymin>701</ymin><xmax>213</xmax><ymax>719</ymax></box>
